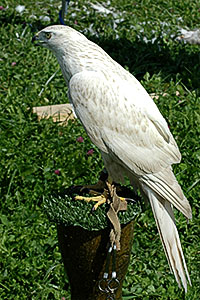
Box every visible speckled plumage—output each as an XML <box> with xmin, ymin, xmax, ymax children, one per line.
<box><xmin>35</xmin><ymin>25</ymin><xmax>192</xmax><ymax>291</ymax></box>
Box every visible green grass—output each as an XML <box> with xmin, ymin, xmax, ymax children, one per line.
<box><xmin>0</xmin><ymin>0</ymin><xmax>200</xmax><ymax>299</ymax></box>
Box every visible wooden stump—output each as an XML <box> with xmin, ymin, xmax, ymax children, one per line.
<box><xmin>33</xmin><ymin>103</ymin><xmax>74</xmax><ymax>124</ymax></box>
<box><xmin>57</xmin><ymin>221</ymin><xmax>134</xmax><ymax>300</ymax></box>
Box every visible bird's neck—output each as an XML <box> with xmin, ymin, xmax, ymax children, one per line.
<box><xmin>56</xmin><ymin>51</ymin><xmax>77</xmax><ymax>84</ymax></box>
<box><xmin>54</xmin><ymin>41</ymin><xmax>130</xmax><ymax>84</ymax></box>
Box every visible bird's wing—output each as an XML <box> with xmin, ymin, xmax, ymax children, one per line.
<box><xmin>69</xmin><ymin>70</ymin><xmax>180</xmax><ymax>176</ymax></box>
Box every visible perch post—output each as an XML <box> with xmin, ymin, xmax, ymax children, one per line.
<box><xmin>57</xmin><ymin>221</ymin><xmax>134</xmax><ymax>300</ymax></box>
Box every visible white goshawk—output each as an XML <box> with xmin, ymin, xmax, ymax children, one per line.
<box><xmin>33</xmin><ymin>25</ymin><xmax>192</xmax><ymax>291</ymax></box>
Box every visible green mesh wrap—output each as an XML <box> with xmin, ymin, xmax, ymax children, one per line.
<box><xmin>44</xmin><ymin>192</ymin><xmax>141</xmax><ymax>231</ymax></box>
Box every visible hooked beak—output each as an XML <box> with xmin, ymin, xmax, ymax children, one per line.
<box><xmin>32</xmin><ymin>33</ymin><xmax>44</xmax><ymax>46</ymax></box>
<box><xmin>32</xmin><ymin>33</ymin><xmax>39</xmax><ymax>43</ymax></box>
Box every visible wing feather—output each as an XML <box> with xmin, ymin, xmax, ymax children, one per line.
<box><xmin>69</xmin><ymin>70</ymin><xmax>181</xmax><ymax>175</ymax></box>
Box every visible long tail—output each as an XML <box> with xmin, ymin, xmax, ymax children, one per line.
<box><xmin>147</xmin><ymin>191</ymin><xmax>191</xmax><ymax>292</ymax></box>
<box><xmin>141</xmin><ymin>167</ymin><xmax>192</xmax><ymax>220</ymax></box>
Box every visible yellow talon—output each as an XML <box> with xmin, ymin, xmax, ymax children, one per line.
<box><xmin>74</xmin><ymin>194</ymin><xmax>107</xmax><ymax>210</ymax></box>
<box><xmin>119</xmin><ymin>197</ymin><xmax>126</xmax><ymax>201</ymax></box>
<box><xmin>93</xmin><ymin>197</ymin><xmax>107</xmax><ymax>210</ymax></box>
<box><xmin>74</xmin><ymin>195</ymin><xmax>106</xmax><ymax>203</ymax></box>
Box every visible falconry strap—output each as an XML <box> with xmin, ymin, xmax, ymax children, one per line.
<box><xmin>107</xmin><ymin>186</ymin><xmax>127</xmax><ymax>251</ymax></box>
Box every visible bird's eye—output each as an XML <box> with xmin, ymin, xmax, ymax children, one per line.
<box><xmin>45</xmin><ymin>33</ymin><xmax>52</xmax><ymax>40</ymax></box>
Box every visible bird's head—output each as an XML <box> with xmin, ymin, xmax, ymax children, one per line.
<box><xmin>32</xmin><ymin>25</ymin><xmax>111</xmax><ymax>81</ymax></box>
<box><xmin>32</xmin><ymin>25</ymin><xmax>86</xmax><ymax>52</ymax></box>
<box><xmin>32</xmin><ymin>25</ymin><xmax>90</xmax><ymax>81</ymax></box>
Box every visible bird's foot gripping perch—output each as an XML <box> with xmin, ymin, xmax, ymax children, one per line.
<box><xmin>73</xmin><ymin>170</ymin><xmax>130</xmax><ymax>251</ymax></box>
<box><xmin>75</xmin><ymin>191</ymin><xmax>109</xmax><ymax>211</ymax></box>
<box><xmin>74</xmin><ymin>170</ymin><xmax>127</xmax><ymax>211</ymax></box>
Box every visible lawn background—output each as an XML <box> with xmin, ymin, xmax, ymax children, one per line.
<box><xmin>0</xmin><ymin>0</ymin><xmax>200</xmax><ymax>299</ymax></box>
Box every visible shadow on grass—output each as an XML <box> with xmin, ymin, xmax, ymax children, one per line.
<box><xmin>89</xmin><ymin>34</ymin><xmax>200</xmax><ymax>90</ymax></box>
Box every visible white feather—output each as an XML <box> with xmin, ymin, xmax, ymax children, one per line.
<box><xmin>146</xmin><ymin>191</ymin><xmax>191</xmax><ymax>292</ymax></box>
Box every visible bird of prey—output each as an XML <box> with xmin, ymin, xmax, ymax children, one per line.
<box><xmin>33</xmin><ymin>25</ymin><xmax>192</xmax><ymax>291</ymax></box>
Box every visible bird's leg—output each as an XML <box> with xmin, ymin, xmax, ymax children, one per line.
<box><xmin>79</xmin><ymin>180</ymin><xmax>106</xmax><ymax>196</ymax></box>
<box><xmin>79</xmin><ymin>169</ymin><xmax>108</xmax><ymax>195</ymax></box>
